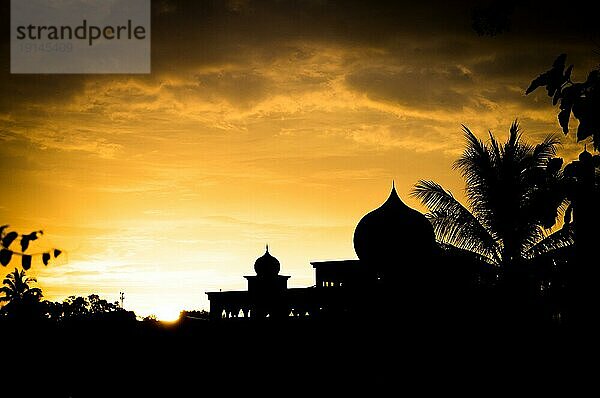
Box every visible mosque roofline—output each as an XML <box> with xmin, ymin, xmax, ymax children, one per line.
<box><xmin>244</xmin><ymin>275</ymin><xmax>290</xmax><ymax>279</ymax></box>
<box><xmin>206</xmin><ymin>290</ymin><xmax>250</xmax><ymax>297</ymax></box>
<box><xmin>310</xmin><ymin>259</ymin><xmax>361</xmax><ymax>268</ymax></box>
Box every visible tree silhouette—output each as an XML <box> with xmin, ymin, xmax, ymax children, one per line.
<box><xmin>526</xmin><ymin>55</ymin><xmax>600</xmax><ymax>324</ymax></box>
<box><xmin>0</xmin><ymin>268</ymin><xmax>43</xmax><ymax>319</ymax></box>
<box><xmin>526</xmin><ymin>54</ymin><xmax>600</xmax><ymax>150</ymax></box>
<box><xmin>412</xmin><ymin>121</ymin><xmax>574</xmax><ymax>323</ymax></box>
<box><xmin>412</xmin><ymin>121</ymin><xmax>571</xmax><ymax>272</ymax></box>
<box><xmin>48</xmin><ymin>294</ymin><xmax>127</xmax><ymax>321</ymax></box>
<box><xmin>142</xmin><ymin>314</ymin><xmax>159</xmax><ymax>322</ymax></box>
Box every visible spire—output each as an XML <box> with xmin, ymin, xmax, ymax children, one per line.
<box><xmin>387</xmin><ymin>179</ymin><xmax>402</xmax><ymax>204</ymax></box>
<box><xmin>390</xmin><ymin>179</ymin><xmax>398</xmax><ymax>197</ymax></box>
<box><xmin>266</xmin><ymin>244</ymin><xmax>269</xmax><ymax>253</ymax></box>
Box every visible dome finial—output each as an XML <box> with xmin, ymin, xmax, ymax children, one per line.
<box><xmin>266</xmin><ymin>244</ymin><xmax>269</xmax><ymax>253</ymax></box>
<box><xmin>392</xmin><ymin>180</ymin><xmax>395</xmax><ymax>190</ymax></box>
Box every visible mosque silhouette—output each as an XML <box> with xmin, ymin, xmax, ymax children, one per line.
<box><xmin>206</xmin><ymin>183</ymin><xmax>479</xmax><ymax>321</ymax></box>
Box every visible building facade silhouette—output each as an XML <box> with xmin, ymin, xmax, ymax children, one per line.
<box><xmin>206</xmin><ymin>184</ymin><xmax>440</xmax><ymax>321</ymax></box>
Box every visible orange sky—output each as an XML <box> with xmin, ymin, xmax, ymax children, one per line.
<box><xmin>1</xmin><ymin>1</ymin><xmax>598</xmax><ymax>320</ymax></box>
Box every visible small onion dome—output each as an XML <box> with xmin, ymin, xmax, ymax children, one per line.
<box><xmin>353</xmin><ymin>183</ymin><xmax>436</xmax><ymax>264</ymax></box>
<box><xmin>254</xmin><ymin>245</ymin><xmax>280</xmax><ymax>277</ymax></box>
<box><xmin>579</xmin><ymin>145</ymin><xmax>593</xmax><ymax>162</ymax></box>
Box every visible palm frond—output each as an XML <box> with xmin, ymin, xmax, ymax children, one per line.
<box><xmin>412</xmin><ymin>180</ymin><xmax>501</xmax><ymax>264</ymax></box>
<box><xmin>455</xmin><ymin>125</ymin><xmax>494</xmax><ymax>184</ymax></box>
<box><xmin>523</xmin><ymin>224</ymin><xmax>574</xmax><ymax>259</ymax></box>
<box><xmin>532</xmin><ymin>135</ymin><xmax>561</xmax><ymax>164</ymax></box>
<box><xmin>3</xmin><ymin>280</ymin><xmax>17</xmax><ymax>294</ymax></box>
<box><xmin>520</xmin><ymin>196</ymin><xmax>570</xmax><ymax>250</ymax></box>
<box><xmin>489</xmin><ymin>130</ymin><xmax>502</xmax><ymax>166</ymax></box>
<box><xmin>507</xmin><ymin>120</ymin><xmax>522</xmax><ymax>149</ymax></box>
<box><xmin>437</xmin><ymin>241</ymin><xmax>499</xmax><ymax>267</ymax></box>
<box><xmin>453</xmin><ymin>125</ymin><xmax>501</xmax><ymax>232</ymax></box>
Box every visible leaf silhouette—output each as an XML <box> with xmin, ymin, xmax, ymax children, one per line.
<box><xmin>552</xmin><ymin>89</ymin><xmax>562</xmax><ymax>105</ymax></box>
<box><xmin>553</xmin><ymin>54</ymin><xmax>567</xmax><ymax>68</ymax></box>
<box><xmin>526</xmin><ymin>54</ymin><xmax>567</xmax><ymax>96</ymax></box>
<box><xmin>0</xmin><ymin>249</ymin><xmax>12</xmax><ymax>266</ymax></box>
<box><xmin>558</xmin><ymin>108</ymin><xmax>571</xmax><ymax>134</ymax></box>
<box><xmin>24</xmin><ymin>231</ymin><xmax>42</xmax><ymax>241</ymax></box>
<box><xmin>22</xmin><ymin>255</ymin><xmax>32</xmax><ymax>270</ymax></box>
<box><xmin>526</xmin><ymin>72</ymin><xmax>549</xmax><ymax>95</ymax></box>
<box><xmin>2</xmin><ymin>232</ymin><xmax>18</xmax><ymax>249</ymax></box>
<box><xmin>20</xmin><ymin>237</ymin><xmax>30</xmax><ymax>252</ymax></box>
<box><xmin>53</xmin><ymin>249</ymin><xmax>62</xmax><ymax>258</ymax></box>
<box><xmin>584</xmin><ymin>70</ymin><xmax>599</xmax><ymax>87</ymax></box>
<box><xmin>528</xmin><ymin>55</ymin><xmax>600</xmax><ymax>149</ymax></box>
<box><xmin>576</xmin><ymin>119</ymin><xmax>593</xmax><ymax>142</ymax></box>
<box><xmin>564</xmin><ymin>65</ymin><xmax>573</xmax><ymax>82</ymax></box>
<box><xmin>42</xmin><ymin>252</ymin><xmax>51</xmax><ymax>266</ymax></box>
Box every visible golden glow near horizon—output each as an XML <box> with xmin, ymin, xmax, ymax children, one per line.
<box><xmin>1</xmin><ymin>2</ymin><xmax>595</xmax><ymax>320</ymax></box>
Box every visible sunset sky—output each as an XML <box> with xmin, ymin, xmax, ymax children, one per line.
<box><xmin>1</xmin><ymin>0</ymin><xmax>598</xmax><ymax>320</ymax></box>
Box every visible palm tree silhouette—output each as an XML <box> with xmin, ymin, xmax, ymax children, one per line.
<box><xmin>0</xmin><ymin>268</ymin><xmax>43</xmax><ymax>318</ymax></box>
<box><xmin>412</xmin><ymin>121</ymin><xmax>572</xmax><ymax>273</ymax></box>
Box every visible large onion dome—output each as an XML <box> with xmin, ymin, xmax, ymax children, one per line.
<box><xmin>353</xmin><ymin>183</ymin><xmax>436</xmax><ymax>265</ymax></box>
<box><xmin>254</xmin><ymin>245</ymin><xmax>281</xmax><ymax>277</ymax></box>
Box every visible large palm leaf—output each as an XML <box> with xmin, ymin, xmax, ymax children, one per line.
<box><xmin>523</xmin><ymin>224</ymin><xmax>574</xmax><ymax>259</ymax></box>
<box><xmin>412</xmin><ymin>180</ymin><xmax>501</xmax><ymax>265</ymax></box>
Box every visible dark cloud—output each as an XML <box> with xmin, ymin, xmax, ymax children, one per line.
<box><xmin>346</xmin><ymin>65</ymin><xmax>475</xmax><ymax>110</ymax></box>
<box><xmin>470</xmin><ymin>47</ymin><xmax>596</xmax><ymax>82</ymax></box>
<box><xmin>0</xmin><ymin>74</ymin><xmax>89</xmax><ymax>113</ymax></box>
<box><xmin>1</xmin><ymin>0</ymin><xmax>599</xmax><ymax>114</ymax></box>
<box><xmin>148</xmin><ymin>0</ymin><xmax>473</xmax><ymax>71</ymax></box>
<box><xmin>478</xmin><ymin>85</ymin><xmax>552</xmax><ymax>111</ymax></box>
<box><xmin>472</xmin><ymin>51</ymin><xmax>558</xmax><ymax>80</ymax></box>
